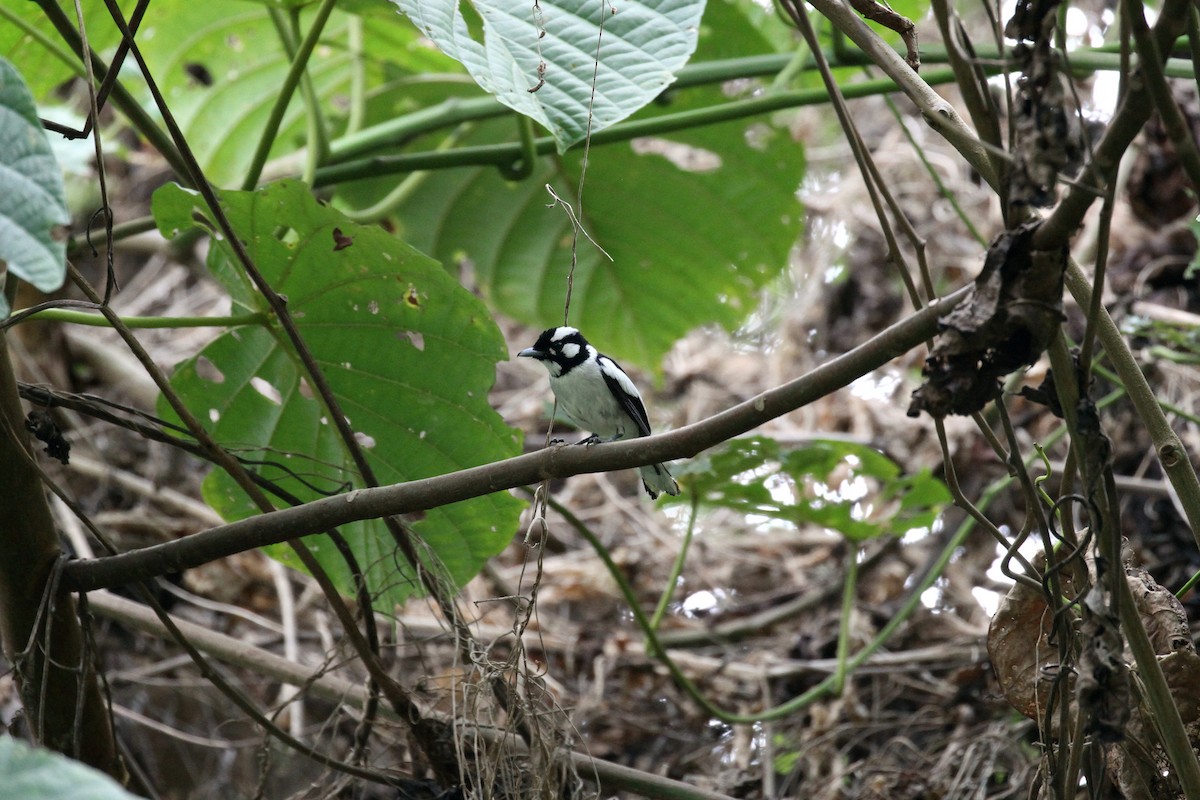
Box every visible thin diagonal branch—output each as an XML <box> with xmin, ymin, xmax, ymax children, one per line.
<box><xmin>63</xmin><ymin>286</ymin><xmax>968</xmax><ymax>593</ymax></box>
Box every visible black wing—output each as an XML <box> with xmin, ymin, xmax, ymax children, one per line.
<box><xmin>597</xmin><ymin>355</ymin><xmax>652</xmax><ymax>438</ymax></box>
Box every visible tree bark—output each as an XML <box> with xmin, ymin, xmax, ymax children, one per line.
<box><xmin>0</xmin><ymin>330</ymin><xmax>121</xmax><ymax>778</ymax></box>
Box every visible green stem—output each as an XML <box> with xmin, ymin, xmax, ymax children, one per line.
<box><xmin>314</xmin><ymin>68</ymin><xmax>967</xmax><ymax>186</ymax></box>
<box><xmin>325</xmin><ymin>54</ymin><xmax>809</xmax><ymax>165</ymax></box>
<box><xmin>345</xmin><ymin>14</ymin><xmax>366</xmax><ymax>137</ymax></box>
<box><xmin>768</xmin><ymin>39</ymin><xmax>811</xmax><ymax>92</ymax></box>
<box><xmin>831</xmin><ymin>545</ymin><xmax>858</xmax><ymax>695</ymax></box>
<box><xmin>1190</xmin><ymin>8</ymin><xmax>1200</xmax><ymax>90</ymax></box>
<box><xmin>339</xmin><ymin>125</ymin><xmax>470</xmax><ymax>222</ymax></box>
<box><xmin>1177</xmin><ymin>569</ymin><xmax>1200</xmax><ymax>598</ymax></box>
<box><xmin>8</xmin><ymin>309</ymin><xmax>266</xmax><ymax>329</ymax></box>
<box><xmin>549</xmin><ymin>493</ymin><xmax>968</xmax><ymax>724</ymax></box>
<box><xmin>1118</xmin><ymin>572</ymin><xmax>1200</xmax><ymax>798</ymax></box>
<box><xmin>243</xmin><ymin>0</ymin><xmax>337</xmax><ymax>190</ymax></box>
<box><xmin>339</xmin><ymin>171</ymin><xmax>425</xmax><ymax>223</ymax></box>
<box><xmin>285</xmin><ymin>6</ymin><xmax>331</xmax><ymax>184</ymax></box>
<box><xmin>68</xmin><ymin>215</ymin><xmax>158</xmax><ymax>257</ymax></box>
<box><xmin>327</xmin><ymin>93</ymin><xmax>498</xmax><ymax>163</ymax></box>
<box><xmin>507</xmin><ymin>114</ymin><xmax>537</xmax><ymax>180</ymax></box>
<box><xmin>1065</xmin><ymin>261</ymin><xmax>1200</xmax><ymax>550</ymax></box>
<box><xmin>1092</xmin><ymin>363</ymin><xmax>1200</xmax><ymax>427</ymax></box>
<box><xmin>648</xmin><ymin>495</ymin><xmax>699</xmax><ymax>634</ymax></box>
<box><xmin>310</xmin><ymin>47</ymin><xmax>1194</xmax><ymax>180</ymax></box>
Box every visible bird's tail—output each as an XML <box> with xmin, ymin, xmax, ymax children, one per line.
<box><xmin>639</xmin><ymin>462</ymin><xmax>680</xmax><ymax>499</ymax></box>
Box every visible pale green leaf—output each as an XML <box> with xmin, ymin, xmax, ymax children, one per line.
<box><xmin>0</xmin><ymin>738</ymin><xmax>139</xmax><ymax>800</ymax></box>
<box><xmin>0</xmin><ymin>56</ymin><xmax>69</xmax><ymax>319</ymax></box>
<box><xmin>387</xmin><ymin>0</ymin><xmax>803</xmax><ymax>365</ymax></box>
<box><xmin>393</xmin><ymin>0</ymin><xmax>706</xmax><ymax>153</ymax></box>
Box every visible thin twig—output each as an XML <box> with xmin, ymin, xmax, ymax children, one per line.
<box><xmin>89</xmin><ymin>589</ymin><xmax>744</xmax><ymax>800</ymax></box>
<box><xmin>783</xmin><ymin>0</ymin><xmax>926</xmax><ymax>307</ymax></box>
<box><xmin>806</xmin><ymin>0</ymin><xmax>999</xmax><ymax>189</ymax></box>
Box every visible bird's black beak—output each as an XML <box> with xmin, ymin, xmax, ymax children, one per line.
<box><xmin>517</xmin><ymin>347</ymin><xmax>545</xmax><ymax>360</ymax></box>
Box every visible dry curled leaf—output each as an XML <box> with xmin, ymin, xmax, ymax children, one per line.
<box><xmin>909</xmin><ymin>221</ymin><xmax>1066</xmax><ymax>418</ymax></box>
<box><xmin>24</xmin><ymin>410</ymin><xmax>70</xmax><ymax>465</ymax></box>
<box><xmin>1005</xmin><ymin>0</ymin><xmax>1083</xmax><ymax>209</ymax></box>
<box><xmin>1126</xmin><ymin>566</ymin><xmax>1193</xmax><ymax>655</ymax></box>
<box><xmin>987</xmin><ymin>550</ymin><xmax>1087</xmax><ymax>723</ymax></box>
<box><xmin>990</xmin><ymin>554</ymin><xmax>1200</xmax><ymax>796</ymax></box>
<box><xmin>1158</xmin><ymin>650</ymin><xmax>1200</xmax><ymax>726</ymax></box>
<box><xmin>1077</xmin><ymin>582</ymin><xmax>1130</xmax><ymax>743</ymax></box>
<box><xmin>1127</xmin><ymin>84</ymin><xmax>1200</xmax><ymax>227</ymax></box>
<box><xmin>1108</xmin><ymin>645</ymin><xmax>1200</xmax><ymax>800</ymax></box>
<box><xmin>1106</xmin><ymin>569</ymin><xmax>1200</xmax><ymax>799</ymax></box>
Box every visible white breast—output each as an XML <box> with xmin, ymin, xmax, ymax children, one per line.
<box><xmin>549</xmin><ymin>358</ymin><xmax>633</xmax><ymax>440</ymax></box>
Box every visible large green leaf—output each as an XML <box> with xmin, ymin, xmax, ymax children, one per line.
<box><xmin>0</xmin><ymin>738</ymin><xmax>139</xmax><ymax>800</ymax></box>
<box><xmin>153</xmin><ymin>179</ymin><xmax>523</xmax><ymax>607</ymax></box>
<box><xmin>387</xmin><ymin>0</ymin><xmax>803</xmax><ymax>365</ymax></box>
<box><xmin>0</xmin><ymin>56</ymin><xmax>69</xmax><ymax>319</ymax></box>
<box><xmin>0</xmin><ymin>3</ymin><xmax>123</xmax><ymax>103</ymax></box>
<box><xmin>131</xmin><ymin>0</ymin><xmax>462</xmax><ymax>187</ymax></box>
<box><xmin>393</xmin><ymin>0</ymin><xmax>705</xmax><ymax>153</ymax></box>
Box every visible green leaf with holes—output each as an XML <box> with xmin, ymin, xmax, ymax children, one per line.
<box><xmin>0</xmin><ymin>57</ymin><xmax>68</xmax><ymax>319</ymax></box>
<box><xmin>153</xmin><ymin>179</ymin><xmax>523</xmax><ymax>607</ymax></box>
<box><xmin>128</xmin><ymin>0</ymin><xmax>462</xmax><ymax>187</ymax></box>
<box><xmin>393</xmin><ymin>0</ymin><xmax>705</xmax><ymax>153</ymax></box>
<box><xmin>671</xmin><ymin>436</ymin><xmax>950</xmax><ymax>542</ymax></box>
<box><xmin>386</xmin><ymin>0</ymin><xmax>802</xmax><ymax>366</ymax></box>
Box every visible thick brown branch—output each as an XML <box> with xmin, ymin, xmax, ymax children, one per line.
<box><xmin>0</xmin><ymin>332</ymin><xmax>120</xmax><ymax>776</ymax></box>
<box><xmin>63</xmin><ymin>288</ymin><xmax>967</xmax><ymax>594</ymax></box>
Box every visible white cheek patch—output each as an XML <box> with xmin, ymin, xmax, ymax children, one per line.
<box><xmin>561</xmin><ymin>342</ymin><xmax>580</xmax><ymax>359</ymax></box>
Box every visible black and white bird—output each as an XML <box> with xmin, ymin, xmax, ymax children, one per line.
<box><xmin>519</xmin><ymin>326</ymin><xmax>680</xmax><ymax>499</ymax></box>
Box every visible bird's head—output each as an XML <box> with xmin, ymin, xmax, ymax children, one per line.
<box><xmin>518</xmin><ymin>326</ymin><xmax>591</xmax><ymax>377</ymax></box>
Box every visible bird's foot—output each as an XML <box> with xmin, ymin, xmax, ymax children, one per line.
<box><xmin>577</xmin><ymin>434</ymin><xmax>602</xmax><ymax>446</ymax></box>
